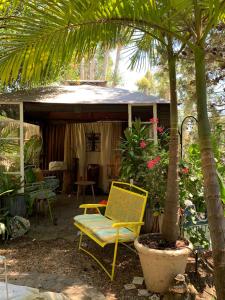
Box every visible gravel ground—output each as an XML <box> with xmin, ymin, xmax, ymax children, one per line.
<box><xmin>0</xmin><ymin>194</ymin><xmax>216</xmax><ymax>299</ymax></box>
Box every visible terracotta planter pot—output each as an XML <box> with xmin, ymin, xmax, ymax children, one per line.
<box><xmin>134</xmin><ymin>235</ymin><xmax>193</xmax><ymax>293</ymax></box>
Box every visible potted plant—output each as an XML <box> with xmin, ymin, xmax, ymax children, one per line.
<box><xmin>120</xmin><ymin>119</ymin><xmax>193</xmax><ymax>293</ymax></box>
<box><xmin>134</xmin><ymin>234</ymin><xmax>192</xmax><ymax>293</ymax></box>
<box><xmin>0</xmin><ymin>172</ymin><xmax>26</xmax><ymax>217</ymax></box>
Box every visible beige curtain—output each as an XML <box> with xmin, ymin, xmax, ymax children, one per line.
<box><xmin>100</xmin><ymin>122</ymin><xmax>112</xmax><ymax>192</ymax></box>
<box><xmin>63</xmin><ymin>123</ymin><xmax>86</xmax><ymax>192</ymax></box>
<box><xmin>111</xmin><ymin>122</ymin><xmax>122</xmax><ymax>177</ymax></box>
<box><xmin>63</xmin><ymin>122</ymin><xmax>122</xmax><ymax>193</ymax></box>
<box><xmin>64</xmin><ymin>123</ymin><xmax>86</xmax><ymax>178</ymax></box>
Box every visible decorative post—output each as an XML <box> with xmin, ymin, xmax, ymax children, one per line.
<box><xmin>180</xmin><ymin>115</ymin><xmax>198</xmax><ymax>159</ymax></box>
<box><xmin>20</xmin><ymin>102</ymin><xmax>24</xmax><ymax>192</ymax></box>
<box><xmin>153</xmin><ymin>104</ymin><xmax>158</xmax><ymax>145</ymax></box>
<box><xmin>128</xmin><ymin>104</ymin><xmax>132</xmax><ymax>128</ymax></box>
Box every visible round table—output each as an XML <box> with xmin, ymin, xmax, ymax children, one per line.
<box><xmin>75</xmin><ymin>180</ymin><xmax>96</xmax><ymax>202</ymax></box>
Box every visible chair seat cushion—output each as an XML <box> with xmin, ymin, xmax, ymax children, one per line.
<box><xmin>74</xmin><ymin>214</ymin><xmax>135</xmax><ymax>244</ymax></box>
<box><xmin>28</xmin><ymin>189</ymin><xmax>56</xmax><ymax>200</ymax></box>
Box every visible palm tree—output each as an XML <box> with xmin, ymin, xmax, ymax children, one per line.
<box><xmin>1</xmin><ymin>1</ymin><xmax>225</xmax><ymax>297</ymax></box>
<box><xmin>179</xmin><ymin>4</ymin><xmax>225</xmax><ymax>297</ymax></box>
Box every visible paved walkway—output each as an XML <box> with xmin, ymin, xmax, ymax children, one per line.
<box><xmin>8</xmin><ymin>272</ymin><xmax>106</xmax><ymax>300</ymax></box>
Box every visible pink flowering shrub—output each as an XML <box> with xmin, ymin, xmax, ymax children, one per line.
<box><xmin>120</xmin><ymin>119</ymin><xmax>169</xmax><ymax>209</ymax></box>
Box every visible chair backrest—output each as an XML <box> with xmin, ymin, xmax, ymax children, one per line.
<box><xmin>105</xmin><ymin>181</ymin><xmax>148</xmax><ymax>231</ymax></box>
<box><xmin>24</xmin><ymin>165</ymin><xmax>36</xmax><ymax>184</ymax></box>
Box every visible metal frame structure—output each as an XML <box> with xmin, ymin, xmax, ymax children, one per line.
<box><xmin>128</xmin><ymin>103</ymin><xmax>158</xmax><ymax>145</ymax></box>
<box><xmin>0</xmin><ymin>102</ymin><xmax>24</xmax><ymax>189</ymax></box>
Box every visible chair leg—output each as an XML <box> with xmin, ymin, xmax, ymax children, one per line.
<box><xmin>91</xmin><ymin>184</ymin><xmax>95</xmax><ymax>202</ymax></box>
<box><xmin>78</xmin><ymin>232</ymin><xmax>83</xmax><ymax>249</ymax></box>
<box><xmin>47</xmin><ymin>198</ymin><xmax>54</xmax><ymax>224</ymax></box>
<box><xmin>76</xmin><ymin>185</ymin><xmax>80</xmax><ymax>202</ymax></box>
<box><xmin>111</xmin><ymin>238</ymin><xmax>119</xmax><ymax>281</ymax></box>
<box><xmin>35</xmin><ymin>199</ymin><xmax>40</xmax><ymax>223</ymax></box>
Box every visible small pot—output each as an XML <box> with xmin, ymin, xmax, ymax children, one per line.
<box><xmin>8</xmin><ymin>194</ymin><xmax>27</xmax><ymax>217</ymax></box>
<box><xmin>134</xmin><ymin>234</ymin><xmax>193</xmax><ymax>293</ymax></box>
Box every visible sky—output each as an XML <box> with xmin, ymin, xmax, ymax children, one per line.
<box><xmin>110</xmin><ymin>48</ymin><xmax>147</xmax><ymax>91</ymax></box>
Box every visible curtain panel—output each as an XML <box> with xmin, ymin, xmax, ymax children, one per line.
<box><xmin>41</xmin><ymin>124</ymin><xmax>66</xmax><ymax>170</ymax></box>
<box><xmin>63</xmin><ymin>122</ymin><xmax>122</xmax><ymax>193</ymax></box>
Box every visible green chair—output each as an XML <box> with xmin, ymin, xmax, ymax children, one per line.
<box><xmin>24</xmin><ymin>166</ymin><xmax>57</xmax><ymax>223</ymax></box>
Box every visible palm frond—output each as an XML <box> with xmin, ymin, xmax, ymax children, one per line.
<box><xmin>0</xmin><ymin>0</ymin><xmax>175</xmax><ymax>85</ymax></box>
<box><xmin>1</xmin><ymin>0</ymin><xmax>225</xmax><ymax>86</ymax></box>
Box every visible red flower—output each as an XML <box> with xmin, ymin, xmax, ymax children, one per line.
<box><xmin>99</xmin><ymin>200</ymin><xmax>108</xmax><ymax>205</ymax></box>
<box><xmin>157</xmin><ymin>126</ymin><xmax>164</xmax><ymax>133</ymax></box>
<box><xmin>140</xmin><ymin>140</ymin><xmax>147</xmax><ymax>149</ymax></box>
<box><xmin>147</xmin><ymin>156</ymin><xmax>161</xmax><ymax>169</ymax></box>
<box><xmin>147</xmin><ymin>160</ymin><xmax>156</xmax><ymax>169</ymax></box>
<box><xmin>182</xmin><ymin>168</ymin><xmax>189</xmax><ymax>174</ymax></box>
<box><xmin>149</xmin><ymin>117</ymin><xmax>159</xmax><ymax>124</ymax></box>
<box><xmin>154</xmin><ymin>156</ymin><xmax>161</xmax><ymax>163</ymax></box>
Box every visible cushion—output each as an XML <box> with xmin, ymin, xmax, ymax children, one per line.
<box><xmin>49</xmin><ymin>161</ymin><xmax>66</xmax><ymax>171</ymax></box>
<box><xmin>74</xmin><ymin>214</ymin><xmax>135</xmax><ymax>244</ymax></box>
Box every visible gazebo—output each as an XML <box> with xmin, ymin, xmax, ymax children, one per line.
<box><xmin>0</xmin><ymin>81</ymin><xmax>170</xmax><ymax>192</ymax></box>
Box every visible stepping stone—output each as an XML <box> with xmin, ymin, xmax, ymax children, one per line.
<box><xmin>149</xmin><ymin>294</ymin><xmax>160</xmax><ymax>300</ymax></box>
<box><xmin>132</xmin><ymin>276</ymin><xmax>144</xmax><ymax>285</ymax></box>
<box><xmin>138</xmin><ymin>289</ymin><xmax>150</xmax><ymax>297</ymax></box>
<box><xmin>124</xmin><ymin>283</ymin><xmax>136</xmax><ymax>290</ymax></box>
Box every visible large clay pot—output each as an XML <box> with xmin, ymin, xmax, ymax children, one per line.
<box><xmin>134</xmin><ymin>234</ymin><xmax>193</xmax><ymax>293</ymax></box>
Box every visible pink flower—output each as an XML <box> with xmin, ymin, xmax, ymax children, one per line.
<box><xmin>147</xmin><ymin>156</ymin><xmax>161</xmax><ymax>169</ymax></box>
<box><xmin>150</xmin><ymin>117</ymin><xmax>159</xmax><ymax>124</ymax></box>
<box><xmin>157</xmin><ymin>126</ymin><xmax>164</xmax><ymax>133</ymax></box>
<box><xmin>147</xmin><ymin>160</ymin><xmax>156</xmax><ymax>169</ymax></box>
<box><xmin>182</xmin><ymin>168</ymin><xmax>189</xmax><ymax>174</ymax></box>
<box><xmin>140</xmin><ymin>140</ymin><xmax>147</xmax><ymax>149</ymax></box>
<box><xmin>154</xmin><ymin>156</ymin><xmax>161</xmax><ymax>163</ymax></box>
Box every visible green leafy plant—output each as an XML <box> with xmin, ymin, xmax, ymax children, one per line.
<box><xmin>0</xmin><ymin>172</ymin><xmax>22</xmax><ymax>195</ymax></box>
<box><xmin>24</xmin><ymin>134</ymin><xmax>43</xmax><ymax>166</ymax></box>
<box><xmin>182</xmin><ymin>203</ymin><xmax>210</xmax><ymax>250</ymax></box>
<box><xmin>180</xmin><ymin>137</ymin><xmax>225</xmax><ymax>213</ymax></box>
<box><xmin>179</xmin><ymin>144</ymin><xmax>205</xmax><ymax>212</ymax></box>
<box><xmin>0</xmin><ymin>190</ymin><xmax>14</xmax><ymax>239</ymax></box>
<box><xmin>180</xmin><ymin>137</ymin><xmax>224</xmax><ymax>248</ymax></box>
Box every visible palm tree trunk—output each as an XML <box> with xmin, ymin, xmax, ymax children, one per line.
<box><xmin>161</xmin><ymin>41</ymin><xmax>179</xmax><ymax>242</ymax></box>
<box><xmin>89</xmin><ymin>55</ymin><xmax>95</xmax><ymax>80</ymax></box>
<box><xmin>112</xmin><ymin>43</ymin><xmax>122</xmax><ymax>87</ymax></box>
<box><xmin>194</xmin><ymin>46</ymin><xmax>225</xmax><ymax>299</ymax></box>
<box><xmin>102</xmin><ymin>47</ymin><xmax>109</xmax><ymax>80</ymax></box>
<box><xmin>80</xmin><ymin>58</ymin><xmax>85</xmax><ymax>80</ymax></box>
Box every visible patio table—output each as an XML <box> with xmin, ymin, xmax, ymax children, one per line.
<box><xmin>75</xmin><ymin>180</ymin><xmax>96</xmax><ymax>202</ymax></box>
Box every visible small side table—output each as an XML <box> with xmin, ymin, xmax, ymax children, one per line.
<box><xmin>75</xmin><ymin>181</ymin><xmax>96</xmax><ymax>202</ymax></box>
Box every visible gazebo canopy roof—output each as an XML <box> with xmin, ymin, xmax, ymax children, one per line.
<box><xmin>0</xmin><ymin>85</ymin><xmax>170</xmax><ymax>105</ymax></box>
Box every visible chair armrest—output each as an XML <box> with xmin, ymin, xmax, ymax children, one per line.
<box><xmin>79</xmin><ymin>204</ymin><xmax>107</xmax><ymax>209</ymax></box>
<box><xmin>112</xmin><ymin>221</ymin><xmax>144</xmax><ymax>228</ymax></box>
<box><xmin>29</xmin><ymin>181</ymin><xmax>45</xmax><ymax>186</ymax></box>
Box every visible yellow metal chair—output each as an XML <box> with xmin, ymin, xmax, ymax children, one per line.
<box><xmin>74</xmin><ymin>181</ymin><xmax>148</xmax><ymax>280</ymax></box>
